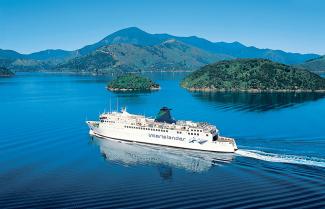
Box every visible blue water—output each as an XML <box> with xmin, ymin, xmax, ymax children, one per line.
<box><xmin>0</xmin><ymin>72</ymin><xmax>324</xmax><ymax>208</ymax></box>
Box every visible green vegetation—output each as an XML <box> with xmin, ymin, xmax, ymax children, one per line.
<box><xmin>0</xmin><ymin>67</ymin><xmax>14</xmax><ymax>77</ymax></box>
<box><xmin>298</xmin><ymin>56</ymin><xmax>325</xmax><ymax>73</ymax></box>
<box><xmin>54</xmin><ymin>40</ymin><xmax>227</xmax><ymax>74</ymax></box>
<box><xmin>55</xmin><ymin>51</ymin><xmax>117</xmax><ymax>74</ymax></box>
<box><xmin>181</xmin><ymin>59</ymin><xmax>325</xmax><ymax>92</ymax></box>
<box><xmin>108</xmin><ymin>74</ymin><xmax>160</xmax><ymax>91</ymax></box>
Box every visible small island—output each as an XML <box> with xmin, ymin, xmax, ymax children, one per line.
<box><xmin>107</xmin><ymin>74</ymin><xmax>160</xmax><ymax>91</ymax></box>
<box><xmin>181</xmin><ymin>59</ymin><xmax>325</xmax><ymax>92</ymax></box>
<box><xmin>0</xmin><ymin>67</ymin><xmax>14</xmax><ymax>77</ymax></box>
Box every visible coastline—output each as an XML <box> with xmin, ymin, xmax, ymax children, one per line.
<box><xmin>14</xmin><ymin>70</ymin><xmax>192</xmax><ymax>76</ymax></box>
<box><xmin>183</xmin><ymin>87</ymin><xmax>325</xmax><ymax>93</ymax></box>
<box><xmin>107</xmin><ymin>86</ymin><xmax>161</xmax><ymax>92</ymax></box>
<box><xmin>0</xmin><ymin>74</ymin><xmax>14</xmax><ymax>77</ymax></box>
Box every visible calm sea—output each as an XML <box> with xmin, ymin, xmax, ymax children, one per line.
<box><xmin>0</xmin><ymin>72</ymin><xmax>324</xmax><ymax>208</ymax></box>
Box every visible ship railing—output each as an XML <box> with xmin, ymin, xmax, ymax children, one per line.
<box><xmin>216</xmin><ymin>136</ymin><xmax>236</xmax><ymax>145</ymax></box>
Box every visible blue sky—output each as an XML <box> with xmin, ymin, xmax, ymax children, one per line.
<box><xmin>0</xmin><ymin>0</ymin><xmax>324</xmax><ymax>54</ymax></box>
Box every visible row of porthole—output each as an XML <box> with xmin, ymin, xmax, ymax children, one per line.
<box><xmin>188</xmin><ymin>132</ymin><xmax>209</xmax><ymax>136</ymax></box>
<box><xmin>125</xmin><ymin>126</ymin><xmax>169</xmax><ymax>132</ymax></box>
<box><xmin>190</xmin><ymin>129</ymin><xmax>203</xmax><ymax>132</ymax></box>
<box><xmin>101</xmin><ymin>120</ymin><xmax>115</xmax><ymax>123</ymax></box>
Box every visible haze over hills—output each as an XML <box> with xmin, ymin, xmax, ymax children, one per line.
<box><xmin>297</xmin><ymin>56</ymin><xmax>325</xmax><ymax>73</ymax></box>
<box><xmin>0</xmin><ymin>27</ymin><xmax>321</xmax><ymax>73</ymax></box>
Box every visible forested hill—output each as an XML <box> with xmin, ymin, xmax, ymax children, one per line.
<box><xmin>54</xmin><ymin>40</ymin><xmax>228</xmax><ymax>74</ymax></box>
<box><xmin>181</xmin><ymin>59</ymin><xmax>325</xmax><ymax>92</ymax></box>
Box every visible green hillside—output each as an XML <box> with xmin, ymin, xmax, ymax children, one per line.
<box><xmin>55</xmin><ymin>40</ymin><xmax>229</xmax><ymax>74</ymax></box>
<box><xmin>181</xmin><ymin>59</ymin><xmax>325</xmax><ymax>92</ymax></box>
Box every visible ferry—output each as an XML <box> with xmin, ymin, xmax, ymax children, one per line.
<box><xmin>86</xmin><ymin>107</ymin><xmax>238</xmax><ymax>153</ymax></box>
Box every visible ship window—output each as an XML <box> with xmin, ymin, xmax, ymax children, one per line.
<box><xmin>206</xmin><ymin>134</ymin><xmax>208</xmax><ymax>136</ymax></box>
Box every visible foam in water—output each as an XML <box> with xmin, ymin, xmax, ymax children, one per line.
<box><xmin>236</xmin><ymin>149</ymin><xmax>325</xmax><ymax>168</ymax></box>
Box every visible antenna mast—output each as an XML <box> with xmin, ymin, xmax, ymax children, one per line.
<box><xmin>109</xmin><ymin>96</ymin><xmax>112</xmax><ymax>113</ymax></box>
<box><xmin>116</xmin><ymin>97</ymin><xmax>119</xmax><ymax>112</ymax></box>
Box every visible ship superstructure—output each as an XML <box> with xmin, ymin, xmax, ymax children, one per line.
<box><xmin>86</xmin><ymin>107</ymin><xmax>237</xmax><ymax>153</ymax></box>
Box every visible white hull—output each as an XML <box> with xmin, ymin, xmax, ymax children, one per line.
<box><xmin>87</xmin><ymin>121</ymin><xmax>237</xmax><ymax>153</ymax></box>
<box><xmin>92</xmin><ymin>137</ymin><xmax>235</xmax><ymax>172</ymax></box>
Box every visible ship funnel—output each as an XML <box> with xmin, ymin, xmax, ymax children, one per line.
<box><xmin>155</xmin><ymin>107</ymin><xmax>176</xmax><ymax>124</ymax></box>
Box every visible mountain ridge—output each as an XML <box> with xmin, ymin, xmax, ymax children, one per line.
<box><xmin>55</xmin><ymin>40</ymin><xmax>229</xmax><ymax>74</ymax></box>
<box><xmin>0</xmin><ymin>27</ymin><xmax>319</xmax><ymax>66</ymax></box>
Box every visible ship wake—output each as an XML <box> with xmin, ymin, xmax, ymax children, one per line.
<box><xmin>236</xmin><ymin>149</ymin><xmax>325</xmax><ymax>168</ymax></box>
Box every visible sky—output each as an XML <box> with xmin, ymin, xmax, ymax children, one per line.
<box><xmin>0</xmin><ymin>0</ymin><xmax>324</xmax><ymax>55</ymax></box>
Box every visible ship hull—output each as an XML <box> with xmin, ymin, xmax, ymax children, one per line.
<box><xmin>87</xmin><ymin>121</ymin><xmax>237</xmax><ymax>153</ymax></box>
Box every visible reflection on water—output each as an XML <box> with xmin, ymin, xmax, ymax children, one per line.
<box><xmin>192</xmin><ymin>92</ymin><xmax>325</xmax><ymax>112</ymax></box>
<box><xmin>91</xmin><ymin>137</ymin><xmax>235</xmax><ymax>174</ymax></box>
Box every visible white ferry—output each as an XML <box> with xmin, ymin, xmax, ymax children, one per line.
<box><xmin>86</xmin><ymin>107</ymin><xmax>238</xmax><ymax>153</ymax></box>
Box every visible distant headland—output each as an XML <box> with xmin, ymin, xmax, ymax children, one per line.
<box><xmin>107</xmin><ymin>74</ymin><xmax>160</xmax><ymax>91</ymax></box>
<box><xmin>181</xmin><ymin>59</ymin><xmax>325</xmax><ymax>92</ymax></box>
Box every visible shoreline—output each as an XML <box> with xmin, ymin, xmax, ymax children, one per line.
<box><xmin>14</xmin><ymin>70</ymin><xmax>192</xmax><ymax>76</ymax></box>
<box><xmin>183</xmin><ymin>87</ymin><xmax>325</xmax><ymax>93</ymax></box>
<box><xmin>107</xmin><ymin>86</ymin><xmax>161</xmax><ymax>92</ymax></box>
<box><xmin>0</xmin><ymin>75</ymin><xmax>14</xmax><ymax>77</ymax></box>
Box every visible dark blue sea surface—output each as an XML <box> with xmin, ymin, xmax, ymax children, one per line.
<box><xmin>0</xmin><ymin>72</ymin><xmax>324</xmax><ymax>208</ymax></box>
